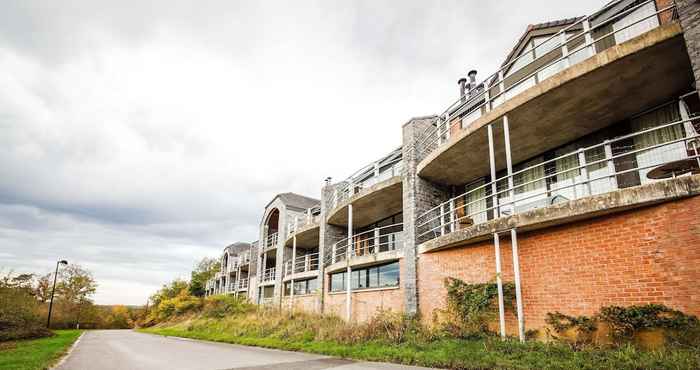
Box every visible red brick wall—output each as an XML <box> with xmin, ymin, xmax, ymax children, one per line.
<box><xmin>418</xmin><ymin>196</ymin><xmax>700</xmax><ymax>332</ymax></box>
<box><xmin>323</xmin><ymin>260</ymin><xmax>405</xmax><ymax>322</ymax></box>
<box><xmin>281</xmin><ymin>294</ymin><xmax>319</xmax><ymax>313</ymax></box>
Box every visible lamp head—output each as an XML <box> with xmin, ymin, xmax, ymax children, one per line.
<box><xmin>59</xmin><ymin>260</ymin><xmax>68</xmax><ymax>266</ymax></box>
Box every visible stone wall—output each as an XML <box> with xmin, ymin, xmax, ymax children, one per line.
<box><xmin>402</xmin><ymin>116</ymin><xmax>450</xmax><ymax>315</ymax></box>
<box><xmin>677</xmin><ymin>0</ymin><xmax>700</xmax><ymax>97</ymax></box>
<box><xmin>417</xmin><ymin>195</ymin><xmax>700</xmax><ymax>332</ymax></box>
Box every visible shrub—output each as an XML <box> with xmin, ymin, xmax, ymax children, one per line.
<box><xmin>598</xmin><ymin>304</ymin><xmax>700</xmax><ymax>347</ymax></box>
<box><xmin>0</xmin><ymin>273</ymin><xmax>52</xmax><ymax>341</ymax></box>
<box><xmin>442</xmin><ymin>277</ymin><xmax>515</xmax><ymax>337</ymax></box>
<box><xmin>202</xmin><ymin>295</ymin><xmax>253</xmax><ymax>318</ymax></box>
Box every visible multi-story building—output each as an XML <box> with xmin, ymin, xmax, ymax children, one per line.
<box><xmin>207</xmin><ymin>0</ymin><xmax>700</xmax><ymax>341</ymax></box>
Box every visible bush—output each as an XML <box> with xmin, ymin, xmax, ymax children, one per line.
<box><xmin>0</xmin><ymin>275</ymin><xmax>51</xmax><ymax>341</ymax></box>
<box><xmin>442</xmin><ymin>277</ymin><xmax>515</xmax><ymax>337</ymax></box>
<box><xmin>202</xmin><ymin>295</ymin><xmax>253</xmax><ymax>318</ymax></box>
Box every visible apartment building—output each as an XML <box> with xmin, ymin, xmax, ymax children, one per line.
<box><xmin>207</xmin><ymin>0</ymin><xmax>700</xmax><ymax>341</ymax></box>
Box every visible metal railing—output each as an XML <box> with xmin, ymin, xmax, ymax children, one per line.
<box><xmin>324</xmin><ymin>223</ymin><xmax>405</xmax><ymax>266</ymax></box>
<box><xmin>416</xmin><ymin>0</ymin><xmax>677</xmax><ymax>160</ymax></box>
<box><xmin>327</xmin><ymin>157</ymin><xmax>403</xmax><ymax>210</ymax></box>
<box><xmin>261</xmin><ymin>267</ymin><xmax>277</xmax><ymax>283</ymax></box>
<box><xmin>417</xmin><ymin>116</ymin><xmax>700</xmax><ymax>243</ymax></box>
<box><xmin>283</xmin><ymin>252</ymin><xmax>320</xmax><ymax>276</ymax></box>
<box><xmin>287</xmin><ymin>208</ymin><xmax>322</xmax><ymax>237</ymax></box>
<box><xmin>265</xmin><ymin>232</ymin><xmax>279</xmax><ymax>249</ymax></box>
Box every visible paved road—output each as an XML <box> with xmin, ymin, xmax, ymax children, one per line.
<box><xmin>55</xmin><ymin>330</ymin><xmax>435</xmax><ymax>370</ymax></box>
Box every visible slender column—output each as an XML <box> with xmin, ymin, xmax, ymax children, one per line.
<box><xmin>494</xmin><ymin>232</ymin><xmax>506</xmax><ymax>339</ymax></box>
<box><xmin>487</xmin><ymin>124</ymin><xmax>500</xmax><ymax>218</ymax></box>
<box><xmin>290</xmin><ymin>217</ymin><xmax>297</xmax><ymax>312</ymax></box>
<box><xmin>511</xmin><ymin>229</ymin><xmax>525</xmax><ymax>342</ymax></box>
<box><xmin>604</xmin><ymin>140</ymin><xmax>618</xmax><ymax>190</ymax></box>
<box><xmin>346</xmin><ymin>204</ymin><xmax>353</xmax><ymax>321</ymax></box>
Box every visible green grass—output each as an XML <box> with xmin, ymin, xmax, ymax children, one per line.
<box><xmin>140</xmin><ymin>325</ymin><xmax>700</xmax><ymax>370</ymax></box>
<box><xmin>0</xmin><ymin>330</ymin><xmax>83</xmax><ymax>370</ymax></box>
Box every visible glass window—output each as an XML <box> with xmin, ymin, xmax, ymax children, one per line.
<box><xmin>631</xmin><ymin>102</ymin><xmax>684</xmax><ymax>184</ymax></box>
<box><xmin>328</xmin><ymin>262</ymin><xmax>400</xmax><ymax>292</ymax></box>
<box><xmin>283</xmin><ymin>281</ymin><xmax>291</xmax><ymax>296</ymax></box>
<box><xmin>330</xmin><ymin>272</ymin><xmax>345</xmax><ymax>292</ymax></box>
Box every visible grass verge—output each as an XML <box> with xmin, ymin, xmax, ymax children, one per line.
<box><xmin>140</xmin><ymin>323</ymin><xmax>700</xmax><ymax>370</ymax></box>
<box><xmin>0</xmin><ymin>330</ymin><xmax>83</xmax><ymax>370</ymax></box>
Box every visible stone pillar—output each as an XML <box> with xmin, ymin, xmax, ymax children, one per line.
<box><xmin>677</xmin><ymin>0</ymin><xmax>700</xmax><ymax>98</ymax></box>
<box><xmin>318</xmin><ymin>183</ymin><xmax>346</xmax><ymax>313</ymax></box>
<box><xmin>401</xmin><ymin>115</ymin><xmax>451</xmax><ymax>316</ymax></box>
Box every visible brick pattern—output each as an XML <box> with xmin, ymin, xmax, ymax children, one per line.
<box><xmin>322</xmin><ymin>259</ymin><xmax>406</xmax><ymax>322</ymax></box>
<box><xmin>418</xmin><ymin>196</ymin><xmax>700</xmax><ymax>331</ymax></box>
<box><xmin>281</xmin><ymin>295</ymin><xmax>319</xmax><ymax>313</ymax></box>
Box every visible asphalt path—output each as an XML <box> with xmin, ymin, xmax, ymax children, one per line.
<box><xmin>54</xmin><ymin>330</ymin><xmax>436</xmax><ymax>370</ymax></box>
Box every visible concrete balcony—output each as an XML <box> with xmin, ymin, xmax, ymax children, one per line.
<box><xmin>417</xmin><ymin>5</ymin><xmax>691</xmax><ymax>186</ymax></box>
<box><xmin>326</xmin><ymin>149</ymin><xmax>403</xmax><ymax>228</ymax></box>
<box><xmin>285</xmin><ymin>213</ymin><xmax>320</xmax><ymax>248</ymax></box>
<box><xmin>263</xmin><ymin>233</ymin><xmax>278</xmax><ymax>251</ymax></box>
<box><xmin>282</xmin><ymin>253</ymin><xmax>320</xmax><ymax>281</ymax></box>
<box><xmin>324</xmin><ymin>224</ymin><xmax>404</xmax><ymax>273</ymax></box>
<box><xmin>417</xmin><ymin>119</ymin><xmax>700</xmax><ymax>252</ymax></box>
<box><xmin>260</xmin><ymin>267</ymin><xmax>277</xmax><ymax>285</ymax></box>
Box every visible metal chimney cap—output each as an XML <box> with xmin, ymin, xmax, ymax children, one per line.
<box><xmin>468</xmin><ymin>69</ymin><xmax>478</xmax><ymax>77</ymax></box>
<box><xmin>457</xmin><ymin>77</ymin><xmax>467</xmax><ymax>85</ymax></box>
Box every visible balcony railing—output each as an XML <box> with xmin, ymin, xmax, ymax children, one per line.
<box><xmin>261</xmin><ymin>267</ymin><xmax>277</xmax><ymax>283</ymax></box>
<box><xmin>328</xmin><ymin>156</ymin><xmax>403</xmax><ymax>210</ymax></box>
<box><xmin>237</xmin><ymin>278</ymin><xmax>249</xmax><ymax>290</ymax></box>
<box><xmin>417</xmin><ymin>116</ymin><xmax>700</xmax><ymax>243</ymax></box>
<box><xmin>324</xmin><ymin>223</ymin><xmax>405</xmax><ymax>266</ymax></box>
<box><xmin>416</xmin><ymin>0</ymin><xmax>678</xmax><ymax>160</ymax></box>
<box><xmin>265</xmin><ymin>233</ymin><xmax>279</xmax><ymax>249</ymax></box>
<box><xmin>287</xmin><ymin>206</ymin><xmax>322</xmax><ymax>237</ymax></box>
<box><xmin>283</xmin><ymin>252</ymin><xmax>320</xmax><ymax>276</ymax></box>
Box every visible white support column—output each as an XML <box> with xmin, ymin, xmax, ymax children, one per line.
<box><xmin>346</xmin><ymin>204</ymin><xmax>353</xmax><ymax>321</ymax></box>
<box><xmin>373</xmin><ymin>228</ymin><xmax>380</xmax><ymax>254</ymax></box>
<box><xmin>511</xmin><ymin>229</ymin><xmax>525</xmax><ymax>342</ymax></box>
<box><xmin>582</xmin><ymin>20</ymin><xmax>594</xmax><ymax>58</ymax></box>
<box><xmin>503</xmin><ymin>116</ymin><xmax>514</xmax><ymax>212</ymax></box>
<box><xmin>290</xmin><ymin>217</ymin><xmax>297</xmax><ymax>312</ymax></box>
<box><xmin>578</xmin><ymin>149</ymin><xmax>591</xmax><ymax>196</ymax></box>
<box><xmin>494</xmin><ymin>232</ymin><xmax>506</xmax><ymax>339</ymax></box>
<box><xmin>449</xmin><ymin>198</ymin><xmax>455</xmax><ymax>233</ymax></box>
<box><xmin>487</xmin><ymin>124</ymin><xmax>500</xmax><ymax>218</ymax></box>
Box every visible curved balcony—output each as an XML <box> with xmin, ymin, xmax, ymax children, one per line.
<box><xmin>326</xmin><ymin>176</ymin><xmax>403</xmax><ymax>228</ymax></box>
<box><xmin>324</xmin><ymin>224</ymin><xmax>404</xmax><ymax>273</ymax></box>
<box><xmin>285</xmin><ymin>213</ymin><xmax>320</xmax><ymax>247</ymax></box>
<box><xmin>282</xmin><ymin>252</ymin><xmax>320</xmax><ymax>281</ymax></box>
<box><xmin>262</xmin><ymin>232</ymin><xmax>278</xmax><ymax>252</ymax></box>
<box><xmin>417</xmin><ymin>118</ymin><xmax>700</xmax><ymax>253</ymax></box>
<box><xmin>417</xmin><ymin>2</ymin><xmax>690</xmax><ymax>186</ymax></box>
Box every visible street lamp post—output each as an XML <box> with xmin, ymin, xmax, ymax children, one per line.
<box><xmin>47</xmin><ymin>260</ymin><xmax>68</xmax><ymax>329</ymax></box>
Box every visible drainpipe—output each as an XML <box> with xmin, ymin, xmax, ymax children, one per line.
<box><xmin>346</xmin><ymin>204</ymin><xmax>353</xmax><ymax>322</ymax></box>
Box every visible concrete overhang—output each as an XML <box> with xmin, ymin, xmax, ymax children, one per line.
<box><xmin>419</xmin><ymin>174</ymin><xmax>700</xmax><ymax>254</ymax></box>
<box><xmin>325</xmin><ymin>249</ymin><xmax>403</xmax><ymax>274</ymax></box>
<box><xmin>282</xmin><ymin>269</ymin><xmax>319</xmax><ymax>282</ymax></box>
<box><xmin>418</xmin><ymin>23</ymin><xmax>692</xmax><ymax>186</ymax></box>
<box><xmin>326</xmin><ymin>176</ymin><xmax>403</xmax><ymax>228</ymax></box>
<box><xmin>284</xmin><ymin>222</ymin><xmax>320</xmax><ymax>248</ymax></box>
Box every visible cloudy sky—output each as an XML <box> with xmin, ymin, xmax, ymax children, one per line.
<box><xmin>0</xmin><ymin>0</ymin><xmax>602</xmax><ymax>305</ymax></box>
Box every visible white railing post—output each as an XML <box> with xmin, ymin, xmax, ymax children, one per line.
<box><xmin>305</xmin><ymin>254</ymin><xmax>310</xmax><ymax>272</ymax></box>
<box><xmin>604</xmin><ymin>140</ymin><xmax>618</xmax><ymax>190</ymax></box>
<box><xmin>374</xmin><ymin>228</ymin><xmax>380</xmax><ymax>254</ymax></box>
<box><xmin>439</xmin><ymin>203</ymin><xmax>446</xmax><ymax>236</ymax></box>
<box><xmin>497</xmin><ymin>71</ymin><xmax>505</xmax><ymax>108</ymax></box>
<box><xmin>374</xmin><ymin>161</ymin><xmax>380</xmax><ymax>178</ymax></box>
<box><xmin>582</xmin><ymin>20</ymin><xmax>594</xmax><ymax>58</ymax></box>
<box><xmin>503</xmin><ymin>116</ymin><xmax>515</xmax><ymax>212</ymax></box>
<box><xmin>449</xmin><ymin>198</ymin><xmax>455</xmax><ymax>233</ymax></box>
<box><xmin>559</xmin><ymin>31</ymin><xmax>570</xmax><ymax>69</ymax></box>
<box><xmin>484</xmin><ymin>80</ymin><xmax>491</xmax><ymax>113</ymax></box>
<box><xmin>332</xmin><ymin>243</ymin><xmax>337</xmax><ymax>264</ymax></box>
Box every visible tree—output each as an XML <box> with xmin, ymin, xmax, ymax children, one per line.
<box><xmin>34</xmin><ymin>273</ymin><xmax>52</xmax><ymax>303</ymax></box>
<box><xmin>56</xmin><ymin>264</ymin><xmax>97</xmax><ymax>328</ymax></box>
<box><xmin>189</xmin><ymin>257</ymin><xmax>220</xmax><ymax>297</ymax></box>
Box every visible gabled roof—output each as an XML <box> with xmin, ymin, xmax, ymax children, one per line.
<box><xmin>501</xmin><ymin>16</ymin><xmax>584</xmax><ymax>68</ymax></box>
<box><xmin>264</xmin><ymin>192</ymin><xmax>320</xmax><ymax>211</ymax></box>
